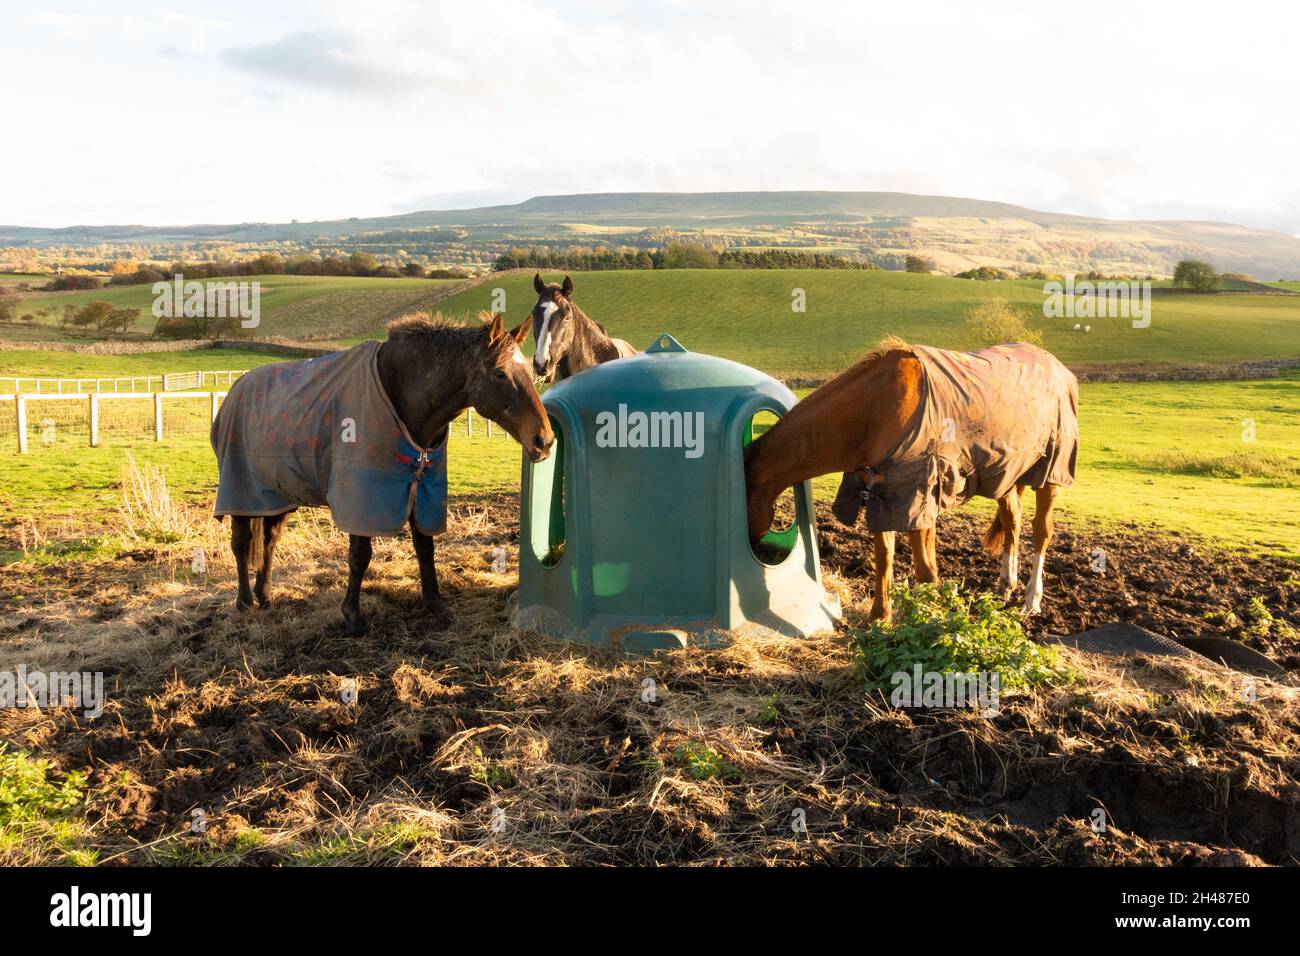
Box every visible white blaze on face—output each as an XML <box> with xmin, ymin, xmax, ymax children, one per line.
<box><xmin>513</xmin><ymin>346</ymin><xmax>527</xmax><ymax>366</ymax></box>
<box><xmin>534</xmin><ymin>301</ymin><xmax>559</xmax><ymax>369</ymax></box>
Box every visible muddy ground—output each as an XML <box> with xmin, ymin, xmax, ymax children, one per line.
<box><xmin>817</xmin><ymin>505</ymin><xmax>1300</xmax><ymax>671</ymax></box>
<box><xmin>0</xmin><ymin>496</ymin><xmax>1297</xmax><ymax>866</ymax></box>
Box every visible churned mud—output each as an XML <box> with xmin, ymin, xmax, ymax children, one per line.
<box><xmin>0</xmin><ymin>495</ymin><xmax>1296</xmax><ymax>865</ymax></box>
<box><xmin>816</xmin><ymin>504</ymin><xmax>1300</xmax><ymax>671</ymax></box>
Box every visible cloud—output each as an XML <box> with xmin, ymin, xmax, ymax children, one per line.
<box><xmin>222</xmin><ymin>30</ymin><xmax>429</xmax><ymax>95</ymax></box>
<box><xmin>6</xmin><ymin>0</ymin><xmax>1300</xmax><ymax>231</ymax></box>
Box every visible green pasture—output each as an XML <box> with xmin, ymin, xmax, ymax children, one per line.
<box><xmin>1</xmin><ymin>371</ymin><xmax>1297</xmax><ymax>560</ymax></box>
<box><xmin>6</xmin><ymin>275</ymin><xmax>458</xmax><ymax>342</ymax></box>
<box><xmin>0</xmin><ymin>416</ymin><xmax>522</xmax><ymax>538</ymax></box>
<box><xmin>2</xmin><ymin>269</ymin><xmax>1298</xmax><ymax>558</ymax></box>
<box><xmin>0</xmin><ymin>347</ymin><xmax>286</xmax><ymax>383</ymax></box>
<box><xmin>8</xmin><ymin>269</ymin><xmax>1300</xmax><ymax>379</ymax></box>
<box><xmin>410</xmin><ymin>270</ymin><xmax>1300</xmax><ymax>380</ymax></box>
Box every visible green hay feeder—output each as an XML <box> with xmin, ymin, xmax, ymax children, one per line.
<box><xmin>511</xmin><ymin>334</ymin><xmax>841</xmax><ymax>652</ymax></box>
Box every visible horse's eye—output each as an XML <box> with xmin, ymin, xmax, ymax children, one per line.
<box><xmin>495</xmin><ymin>368</ymin><xmax>509</xmax><ymax>381</ymax></box>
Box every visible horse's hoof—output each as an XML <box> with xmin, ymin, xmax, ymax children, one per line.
<box><xmin>236</xmin><ymin>597</ymin><xmax>254</xmax><ymax>613</ymax></box>
<box><xmin>423</xmin><ymin>601</ymin><xmax>453</xmax><ymax>631</ymax></box>
<box><xmin>341</xmin><ymin>612</ymin><xmax>367</xmax><ymax>636</ymax></box>
<box><xmin>255</xmin><ymin>594</ymin><xmax>272</xmax><ymax>609</ymax></box>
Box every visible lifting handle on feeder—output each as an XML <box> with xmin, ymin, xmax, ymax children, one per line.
<box><xmin>646</xmin><ymin>333</ymin><xmax>687</xmax><ymax>353</ymax></box>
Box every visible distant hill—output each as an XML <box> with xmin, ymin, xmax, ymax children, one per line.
<box><xmin>6</xmin><ymin>191</ymin><xmax>1300</xmax><ymax>278</ymax></box>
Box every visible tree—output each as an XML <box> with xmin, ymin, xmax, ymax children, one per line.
<box><xmin>46</xmin><ymin>274</ymin><xmax>102</xmax><ymax>291</ymax></box>
<box><xmin>955</xmin><ymin>265</ymin><xmax>1012</xmax><ymax>281</ymax></box>
<box><xmin>349</xmin><ymin>252</ymin><xmax>379</xmax><ymax>276</ymax></box>
<box><xmin>964</xmin><ymin>297</ymin><xmax>1043</xmax><ymax>347</ymax></box>
<box><xmin>0</xmin><ymin>289</ymin><xmax>17</xmax><ymax>323</ymax></box>
<box><xmin>73</xmin><ymin>301</ymin><xmax>115</xmax><ymax>330</ymax></box>
<box><xmin>905</xmin><ymin>255</ymin><xmax>934</xmax><ymax>274</ymax></box>
<box><xmin>1172</xmin><ymin>258</ymin><xmax>1218</xmax><ymax>293</ymax></box>
<box><xmin>153</xmin><ymin>313</ymin><xmax>246</xmax><ymax>340</ymax></box>
<box><xmin>97</xmin><ymin>307</ymin><xmax>135</xmax><ymax>336</ymax></box>
<box><xmin>401</xmin><ymin>261</ymin><xmax>426</xmax><ymax>278</ymax></box>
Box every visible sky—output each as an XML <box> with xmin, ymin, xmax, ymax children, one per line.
<box><xmin>2</xmin><ymin>0</ymin><xmax>1299</xmax><ymax>233</ymax></box>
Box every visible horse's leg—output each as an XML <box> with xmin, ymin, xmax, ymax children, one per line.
<box><xmin>230</xmin><ymin>516</ymin><xmax>256</xmax><ymax>611</ymax></box>
<box><xmin>252</xmin><ymin>512</ymin><xmax>290</xmax><ymax>608</ymax></box>
<box><xmin>1023</xmin><ymin>485</ymin><xmax>1059</xmax><ymax>616</ymax></box>
<box><xmin>869</xmin><ymin>530</ymin><xmax>896</xmax><ymax>622</ymax></box>
<box><xmin>926</xmin><ymin>526</ymin><xmax>940</xmax><ymax>582</ymax></box>
<box><xmin>993</xmin><ymin>488</ymin><xmax>1024</xmax><ymax>601</ymax></box>
<box><xmin>409</xmin><ymin>516</ymin><xmax>452</xmax><ymax>631</ymax></box>
<box><xmin>909</xmin><ymin>526</ymin><xmax>940</xmax><ymax>583</ymax></box>
<box><xmin>341</xmin><ymin>534</ymin><xmax>373</xmax><ymax>636</ymax></box>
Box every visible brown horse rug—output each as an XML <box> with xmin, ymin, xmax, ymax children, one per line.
<box><xmin>212</xmin><ymin>341</ymin><xmax>448</xmax><ymax>536</ymax></box>
<box><xmin>833</xmin><ymin>342</ymin><xmax>1079</xmax><ymax>531</ymax></box>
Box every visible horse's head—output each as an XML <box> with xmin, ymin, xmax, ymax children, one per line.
<box><xmin>530</xmin><ymin>272</ymin><xmax>577</xmax><ymax>380</ymax></box>
<box><xmin>743</xmin><ymin>441</ymin><xmax>778</xmax><ymax>548</ymax></box>
<box><xmin>471</xmin><ymin>312</ymin><xmax>553</xmax><ymax>462</ymax></box>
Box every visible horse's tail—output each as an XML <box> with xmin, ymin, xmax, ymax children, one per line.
<box><xmin>981</xmin><ymin>512</ymin><xmax>1009</xmax><ymax>557</ymax></box>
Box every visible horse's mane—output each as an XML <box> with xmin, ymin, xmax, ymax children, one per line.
<box><xmin>859</xmin><ymin>335</ymin><xmax>912</xmax><ymax>366</ymax></box>
<box><xmin>824</xmin><ymin>335</ymin><xmax>912</xmax><ymax>386</ymax></box>
<box><xmin>783</xmin><ymin>336</ymin><xmax>913</xmax><ymax>419</ymax></box>
<box><xmin>386</xmin><ymin>310</ymin><xmax>484</xmax><ymax>344</ymax></box>
<box><xmin>568</xmin><ymin>299</ymin><xmax>618</xmax><ymax>345</ymax></box>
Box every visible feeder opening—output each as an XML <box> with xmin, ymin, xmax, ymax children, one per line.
<box><xmin>528</xmin><ymin>416</ymin><xmax>566</xmax><ymax>567</ymax></box>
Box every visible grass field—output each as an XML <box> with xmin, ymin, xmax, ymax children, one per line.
<box><xmin>402</xmin><ymin>270</ymin><xmax>1300</xmax><ymax>380</ymax></box>
<box><xmin>0</xmin><ymin>347</ymin><xmax>287</xmax><ymax>383</ymax></box>
<box><xmin>2</xmin><ymin>269</ymin><xmax>1299</xmax><ymax>558</ymax></box>
<box><xmin>2</xmin><ymin>371</ymin><xmax>1297</xmax><ymax>559</ymax></box>
<box><xmin>0</xmin><ymin>418</ymin><xmax>523</xmax><ymax>548</ymax></box>
<box><xmin>6</xmin><ymin>275</ymin><xmax>461</xmax><ymax>342</ymax></box>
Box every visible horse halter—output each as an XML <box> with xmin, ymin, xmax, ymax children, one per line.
<box><xmin>831</xmin><ymin>466</ymin><xmax>884</xmax><ymax>528</ymax></box>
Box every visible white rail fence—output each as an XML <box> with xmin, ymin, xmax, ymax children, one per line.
<box><xmin>3</xmin><ymin>392</ymin><xmax>501</xmax><ymax>453</ymax></box>
<box><xmin>0</xmin><ymin>369</ymin><xmax>247</xmax><ymax>395</ymax></box>
<box><xmin>3</xmin><ymin>391</ymin><xmax>227</xmax><ymax>452</ymax></box>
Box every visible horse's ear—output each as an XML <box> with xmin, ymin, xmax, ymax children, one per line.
<box><xmin>510</xmin><ymin>316</ymin><xmax>532</xmax><ymax>343</ymax></box>
<box><xmin>533</xmin><ymin>273</ymin><xmax>544</xmax><ymax>294</ymax></box>
<box><xmin>561</xmin><ymin>275</ymin><xmax>573</xmax><ymax>296</ymax></box>
<box><xmin>484</xmin><ymin>312</ymin><xmax>506</xmax><ymax>345</ymax></box>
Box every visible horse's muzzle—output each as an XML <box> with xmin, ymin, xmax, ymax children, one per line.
<box><xmin>527</xmin><ymin>433</ymin><xmax>553</xmax><ymax>463</ymax></box>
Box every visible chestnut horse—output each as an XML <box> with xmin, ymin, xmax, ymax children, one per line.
<box><xmin>744</xmin><ymin>339</ymin><xmax>1075</xmax><ymax>622</ymax></box>
<box><xmin>530</xmin><ymin>273</ymin><xmax>637</xmax><ymax>382</ymax></box>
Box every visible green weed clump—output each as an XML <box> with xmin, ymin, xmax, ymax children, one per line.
<box><xmin>850</xmin><ymin>582</ymin><xmax>1074</xmax><ymax>693</ymax></box>
<box><xmin>0</xmin><ymin>748</ymin><xmax>91</xmax><ymax>865</ymax></box>
<box><xmin>673</xmin><ymin>742</ymin><xmax>740</xmax><ymax>782</ymax></box>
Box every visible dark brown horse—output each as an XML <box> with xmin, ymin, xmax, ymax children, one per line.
<box><xmin>220</xmin><ymin>312</ymin><xmax>551</xmax><ymax>635</ymax></box>
<box><xmin>744</xmin><ymin>338</ymin><xmax>1076</xmax><ymax>623</ymax></box>
<box><xmin>530</xmin><ymin>273</ymin><xmax>637</xmax><ymax>381</ymax></box>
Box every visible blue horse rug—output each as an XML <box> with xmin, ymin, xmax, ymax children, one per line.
<box><xmin>212</xmin><ymin>341</ymin><xmax>448</xmax><ymax>537</ymax></box>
